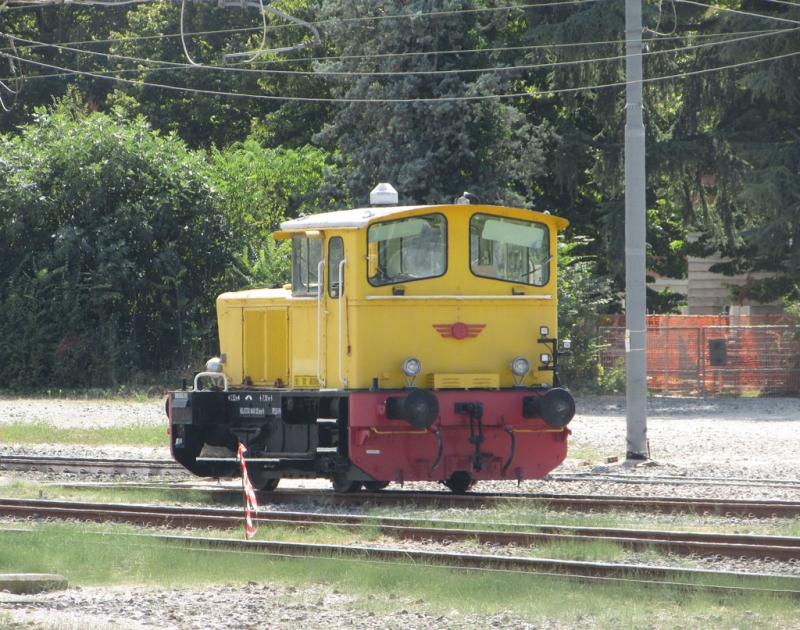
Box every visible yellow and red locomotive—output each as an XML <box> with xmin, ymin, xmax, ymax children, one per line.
<box><xmin>167</xmin><ymin>186</ymin><xmax>575</xmax><ymax>493</ymax></box>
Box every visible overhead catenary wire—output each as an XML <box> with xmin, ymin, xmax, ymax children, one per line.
<box><xmin>646</xmin><ymin>0</ymin><xmax>678</xmax><ymax>37</ymax></box>
<box><xmin>0</xmin><ymin>0</ymin><xmax>601</xmax><ymax>15</ymax></box>
<box><xmin>3</xmin><ymin>25</ymin><xmax>796</xmax><ymax>82</ymax></box>
<box><xmin>1</xmin><ymin>0</ymin><xmax>798</xmax><ymax>104</ymax></box>
<box><xmin>675</xmin><ymin>0</ymin><xmax>800</xmax><ymax>26</ymax></box>
<box><xmin>3</xmin><ymin>45</ymin><xmax>799</xmax><ymax>104</ymax></box>
<box><xmin>762</xmin><ymin>0</ymin><xmax>800</xmax><ymax>7</ymax></box>
<box><xmin>0</xmin><ymin>31</ymin><xmax>24</xmax><ymax>112</ymax></box>
<box><xmin>1</xmin><ymin>24</ymin><xmax>785</xmax><ymax>59</ymax></box>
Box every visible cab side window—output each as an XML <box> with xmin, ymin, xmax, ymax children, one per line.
<box><xmin>292</xmin><ymin>235</ymin><xmax>324</xmax><ymax>295</ymax></box>
<box><xmin>469</xmin><ymin>214</ymin><xmax>551</xmax><ymax>286</ymax></box>
<box><xmin>328</xmin><ymin>237</ymin><xmax>344</xmax><ymax>298</ymax></box>
<box><xmin>367</xmin><ymin>213</ymin><xmax>447</xmax><ymax>286</ymax></box>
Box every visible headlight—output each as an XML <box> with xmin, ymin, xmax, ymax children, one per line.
<box><xmin>401</xmin><ymin>357</ymin><xmax>423</xmax><ymax>377</ymax></box>
<box><xmin>563</xmin><ymin>340</ymin><xmax>572</xmax><ymax>350</ymax></box>
<box><xmin>205</xmin><ymin>357</ymin><xmax>224</xmax><ymax>373</ymax></box>
<box><xmin>540</xmin><ymin>353</ymin><xmax>551</xmax><ymax>365</ymax></box>
<box><xmin>510</xmin><ymin>357</ymin><xmax>531</xmax><ymax>377</ymax></box>
<box><xmin>540</xmin><ymin>326</ymin><xmax>549</xmax><ymax>337</ymax></box>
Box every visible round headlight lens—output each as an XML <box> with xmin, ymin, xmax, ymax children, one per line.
<box><xmin>401</xmin><ymin>357</ymin><xmax>423</xmax><ymax>377</ymax></box>
<box><xmin>510</xmin><ymin>356</ymin><xmax>531</xmax><ymax>376</ymax></box>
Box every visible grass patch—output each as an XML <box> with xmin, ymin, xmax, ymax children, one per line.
<box><xmin>0</xmin><ymin>419</ymin><xmax>166</xmax><ymax>447</ymax></box>
<box><xmin>560</xmin><ymin>445</ymin><xmax>613</xmax><ymax>464</ymax></box>
<box><xmin>0</xmin><ymin>524</ymin><xmax>798</xmax><ymax>629</ymax></box>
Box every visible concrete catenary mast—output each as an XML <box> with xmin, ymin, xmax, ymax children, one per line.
<box><xmin>624</xmin><ymin>0</ymin><xmax>648</xmax><ymax>461</ymax></box>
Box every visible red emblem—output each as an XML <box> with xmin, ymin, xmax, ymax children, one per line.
<box><xmin>433</xmin><ymin>323</ymin><xmax>486</xmax><ymax>339</ymax></box>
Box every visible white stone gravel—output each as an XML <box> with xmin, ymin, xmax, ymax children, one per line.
<box><xmin>2</xmin><ymin>395</ymin><xmax>800</xmax><ymax>629</ymax></box>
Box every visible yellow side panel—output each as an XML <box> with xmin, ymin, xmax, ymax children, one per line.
<box><xmin>265</xmin><ymin>308</ymin><xmax>288</xmax><ymax>385</ymax></box>
<box><xmin>218</xmin><ymin>308</ymin><xmax>243</xmax><ymax>384</ymax></box>
<box><xmin>242</xmin><ymin>308</ymin><xmax>289</xmax><ymax>386</ymax></box>
<box><xmin>243</xmin><ymin>309</ymin><xmax>266</xmax><ymax>384</ymax></box>
<box><xmin>290</xmin><ymin>301</ymin><xmax>320</xmax><ymax>388</ymax></box>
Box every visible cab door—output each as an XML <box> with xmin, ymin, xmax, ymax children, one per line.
<box><xmin>326</xmin><ymin>236</ymin><xmax>348</xmax><ymax>388</ymax></box>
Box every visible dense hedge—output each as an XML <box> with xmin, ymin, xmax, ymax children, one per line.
<box><xmin>0</xmin><ymin>102</ymin><xmax>232</xmax><ymax>388</ymax></box>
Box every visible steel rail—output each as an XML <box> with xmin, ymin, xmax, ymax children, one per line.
<box><xmin>254</xmin><ymin>489</ymin><xmax>800</xmax><ymax>518</ymax></box>
<box><xmin>0</xmin><ymin>455</ymin><xmax>186</xmax><ymax>476</ymax></box>
<box><xmin>153</xmin><ymin>533</ymin><xmax>800</xmax><ymax>598</ymax></box>
<box><xmin>5</xmin><ymin>519</ymin><xmax>798</xmax><ymax>597</ymax></box>
<box><xmin>549</xmin><ymin>473</ymin><xmax>800</xmax><ymax>489</ymax></box>
<box><xmin>3</xmin><ymin>498</ymin><xmax>800</xmax><ymax>562</ymax></box>
<box><xmin>4</xmin><ymin>455</ymin><xmax>800</xmax><ymax>517</ymax></box>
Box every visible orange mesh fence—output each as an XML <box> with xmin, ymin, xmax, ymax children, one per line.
<box><xmin>597</xmin><ymin>315</ymin><xmax>800</xmax><ymax>396</ymax></box>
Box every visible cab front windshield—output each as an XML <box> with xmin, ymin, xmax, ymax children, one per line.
<box><xmin>470</xmin><ymin>214</ymin><xmax>550</xmax><ymax>285</ymax></box>
<box><xmin>367</xmin><ymin>214</ymin><xmax>447</xmax><ymax>286</ymax></box>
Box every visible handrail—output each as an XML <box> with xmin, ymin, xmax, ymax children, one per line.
<box><xmin>338</xmin><ymin>257</ymin><xmax>348</xmax><ymax>388</ymax></box>
<box><xmin>193</xmin><ymin>372</ymin><xmax>229</xmax><ymax>391</ymax></box>
<box><xmin>316</xmin><ymin>259</ymin><xmax>326</xmax><ymax>388</ymax></box>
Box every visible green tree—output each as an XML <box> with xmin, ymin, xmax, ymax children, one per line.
<box><xmin>650</xmin><ymin>4</ymin><xmax>800</xmax><ymax>307</ymax></box>
<box><xmin>0</xmin><ymin>0</ymin><xmax>333</xmax><ymax>150</ymax></box>
<box><xmin>212</xmin><ymin>139</ymin><xmax>332</xmax><ymax>287</ymax></box>
<box><xmin>313</xmin><ymin>0</ymin><xmax>552</xmax><ymax>207</ymax></box>
<box><xmin>0</xmin><ymin>93</ymin><xmax>231</xmax><ymax>387</ymax></box>
<box><xmin>557</xmin><ymin>237</ymin><xmax>615</xmax><ymax>390</ymax></box>
<box><xmin>515</xmin><ymin>0</ymin><xmax>691</xmax><ymax>311</ymax></box>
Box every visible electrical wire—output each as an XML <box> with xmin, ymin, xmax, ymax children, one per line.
<box><xmin>4</xmin><ymin>25</ymin><xmax>796</xmax><ymax>82</ymax></box>
<box><xmin>675</xmin><ymin>0</ymin><xmax>800</xmax><ymax>26</ymax></box>
<box><xmin>761</xmin><ymin>0</ymin><xmax>800</xmax><ymax>7</ymax></box>
<box><xmin>0</xmin><ymin>0</ymin><xmax>601</xmax><ymax>14</ymax></box>
<box><xmin>3</xmin><ymin>45</ymin><xmax>799</xmax><ymax>104</ymax></box>
<box><xmin>3</xmin><ymin>32</ymin><xmax>630</xmax><ymax>76</ymax></box>
<box><xmin>645</xmin><ymin>0</ymin><xmax>678</xmax><ymax>37</ymax></box>
<box><xmin>0</xmin><ymin>26</ymin><xmax>24</xmax><ymax>112</ymax></box>
<box><xmin>179</xmin><ymin>0</ymin><xmax>200</xmax><ymax>66</ymax></box>
<box><xmin>3</xmin><ymin>24</ymin><xmax>779</xmax><ymax>56</ymax></box>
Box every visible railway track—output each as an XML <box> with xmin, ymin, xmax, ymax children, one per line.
<box><xmin>2</xmin><ymin>498</ymin><xmax>800</xmax><ymax>596</ymax></box>
<box><xmin>3</xmin><ymin>497</ymin><xmax>800</xmax><ymax>562</ymax></box>
<box><xmin>549</xmin><ymin>472</ymin><xmax>800</xmax><ymax>490</ymax></box>
<box><xmin>0</xmin><ymin>455</ymin><xmax>185</xmax><ymax>476</ymax></box>
<box><xmin>254</xmin><ymin>488</ymin><xmax>800</xmax><ymax>518</ymax></box>
<box><xmin>4</xmin><ymin>454</ymin><xmax>800</xmax><ymax>517</ymax></box>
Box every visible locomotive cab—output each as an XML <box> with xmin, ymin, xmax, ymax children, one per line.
<box><xmin>167</xmin><ymin>186</ymin><xmax>575</xmax><ymax>493</ymax></box>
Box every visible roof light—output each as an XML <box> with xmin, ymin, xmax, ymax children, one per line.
<box><xmin>370</xmin><ymin>183</ymin><xmax>398</xmax><ymax>206</ymax></box>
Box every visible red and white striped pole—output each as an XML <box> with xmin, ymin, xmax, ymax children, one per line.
<box><xmin>237</xmin><ymin>442</ymin><xmax>259</xmax><ymax>539</ymax></box>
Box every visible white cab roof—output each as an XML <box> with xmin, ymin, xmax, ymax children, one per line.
<box><xmin>280</xmin><ymin>205</ymin><xmax>428</xmax><ymax>231</ymax></box>
<box><xmin>279</xmin><ymin>204</ymin><xmax>569</xmax><ymax>233</ymax></box>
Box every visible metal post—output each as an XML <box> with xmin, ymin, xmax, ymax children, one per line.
<box><xmin>624</xmin><ymin>0</ymin><xmax>648</xmax><ymax>460</ymax></box>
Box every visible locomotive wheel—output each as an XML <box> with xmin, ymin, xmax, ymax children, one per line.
<box><xmin>363</xmin><ymin>481</ymin><xmax>389</xmax><ymax>492</ymax></box>
<box><xmin>444</xmin><ymin>471</ymin><xmax>475</xmax><ymax>494</ymax></box>
<box><xmin>331</xmin><ymin>474</ymin><xmax>362</xmax><ymax>493</ymax></box>
<box><xmin>247</xmin><ymin>467</ymin><xmax>281</xmax><ymax>492</ymax></box>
